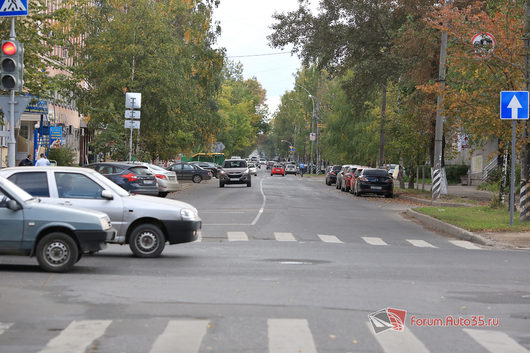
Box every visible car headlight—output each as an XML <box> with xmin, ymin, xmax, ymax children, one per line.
<box><xmin>243</xmin><ymin>169</ymin><xmax>250</xmax><ymax>175</ymax></box>
<box><xmin>100</xmin><ymin>216</ymin><xmax>112</xmax><ymax>230</ymax></box>
<box><xmin>181</xmin><ymin>208</ymin><xmax>199</xmax><ymax>221</ymax></box>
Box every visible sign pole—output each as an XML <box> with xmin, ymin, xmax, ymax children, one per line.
<box><xmin>510</xmin><ymin>120</ymin><xmax>516</xmax><ymax>226</ymax></box>
<box><xmin>7</xmin><ymin>17</ymin><xmax>16</xmax><ymax>167</ymax></box>
<box><xmin>128</xmin><ymin>98</ymin><xmax>135</xmax><ymax>161</ymax></box>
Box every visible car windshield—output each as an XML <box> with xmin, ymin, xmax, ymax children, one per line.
<box><xmin>332</xmin><ymin>166</ymin><xmax>342</xmax><ymax>172</ymax></box>
<box><xmin>365</xmin><ymin>169</ymin><xmax>392</xmax><ymax>177</ymax></box>
<box><xmin>129</xmin><ymin>166</ymin><xmax>152</xmax><ymax>176</ymax></box>
<box><xmin>223</xmin><ymin>161</ymin><xmax>247</xmax><ymax>168</ymax></box>
<box><xmin>89</xmin><ymin>171</ymin><xmax>130</xmax><ymax>196</ymax></box>
<box><xmin>0</xmin><ymin>177</ymin><xmax>35</xmax><ymax>202</ymax></box>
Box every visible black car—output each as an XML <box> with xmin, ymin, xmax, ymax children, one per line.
<box><xmin>353</xmin><ymin>168</ymin><xmax>393</xmax><ymax>198</ymax></box>
<box><xmin>189</xmin><ymin>161</ymin><xmax>220</xmax><ymax>178</ymax></box>
<box><xmin>325</xmin><ymin>165</ymin><xmax>342</xmax><ymax>185</ymax></box>
<box><xmin>167</xmin><ymin>162</ymin><xmax>212</xmax><ymax>183</ymax></box>
<box><xmin>86</xmin><ymin>162</ymin><xmax>159</xmax><ymax>196</ymax></box>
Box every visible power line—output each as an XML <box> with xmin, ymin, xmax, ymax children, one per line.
<box><xmin>227</xmin><ymin>52</ymin><xmax>292</xmax><ymax>58</ymax></box>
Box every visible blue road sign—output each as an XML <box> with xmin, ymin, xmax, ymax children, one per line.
<box><xmin>500</xmin><ymin>91</ymin><xmax>529</xmax><ymax>120</ymax></box>
<box><xmin>0</xmin><ymin>0</ymin><xmax>28</xmax><ymax>17</ymax></box>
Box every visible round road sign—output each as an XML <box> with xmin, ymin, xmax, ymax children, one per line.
<box><xmin>471</xmin><ymin>32</ymin><xmax>496</xmax><ymax>59</ymax></box>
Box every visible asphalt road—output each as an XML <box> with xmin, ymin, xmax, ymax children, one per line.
<box><xmin>0</xmin><ymin>168</ymin><xmax>529</xmax><ymax>353</ymax></box>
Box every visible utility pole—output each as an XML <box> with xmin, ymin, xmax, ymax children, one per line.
<box><xmin>432</xmin><ymin>0</ymin><xmax>452</xmax><ymax>200</ymax></box>
<box><xmin>520</xmin><ymin>1</ymin><xmax>530</xmax><ymax>221</ymax></box>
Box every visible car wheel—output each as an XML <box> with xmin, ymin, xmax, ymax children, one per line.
<box><xmin>271</xmin><ymin>174</ymin><xmax>273</xmax><ymax>176</ymax></box>
<box><xmin>129</xmin><ymin>224</ymin><xmax>165</xmax><ymax>258</ymax></box>
<box><xmin>219</xmin><ymin>181</ymin><xmax>225</xmax><ymax>188</ymax></box>
<box><xmin>158</xmin><ymin>192</ymin><xmax>168</xmax><ymax>198</ymax></box>
<box><xmin>385</xmin><ymin>193</ymin><xmax>393</xmax><ymax>198</ymax></box>
<box><xmin>247</xmin><ymin>180</ymin><xmax>252</xmax><ymax>187</ymax></box>
<box><xmin>36</xmin><ymin>232</ymin><xmax>79</xmax><ymax>273</ymax></box>
<box><xmin>282</xmin><ymin>174</ymin><xmax>285</xmax><ymax>177</ymax></box>
<box><xmin>192</xmin><ymin>175</ymin><xmax>202</xmax><ymax>183</ymax></box>
<box><xmin>326</xmin><ymin>179</ymin><xmax>330</xmax><ymax>186</ymax></box>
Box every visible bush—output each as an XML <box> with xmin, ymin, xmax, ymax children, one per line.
<box><xmin>445</xmin><ymin>164</ymin><xmax>469</xmax><ymax>184</ymax></box>
<box><xmin>48</xmin><ymin>147</ymin><xmax>76</xmax><ymax>166</ymax></box>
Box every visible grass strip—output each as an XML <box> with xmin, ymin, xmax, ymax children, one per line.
<box><xmin>415</xmin><ymin>206</ymin><xmax>530</xmax><ymax>232</ymax></box>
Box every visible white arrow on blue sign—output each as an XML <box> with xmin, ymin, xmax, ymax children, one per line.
<box><xmin>0</xmin><ymin>0</ymin><xmax>28</xmax><ymax>17</ymax></box>
<box><xmin>500</xmin><ymin>91</ymin><xmax>529</xmax><ymax>120</ymax></box>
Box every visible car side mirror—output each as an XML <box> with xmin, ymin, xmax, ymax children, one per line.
<box><xmin>7</xmin><ymin>200</ymin><xmax>21</xmax><ymax>211</ymax></box>
<box><xmin>101</xmin><ymin>190</ymin><xmax>114</xmax><ymax>200</ymax></box>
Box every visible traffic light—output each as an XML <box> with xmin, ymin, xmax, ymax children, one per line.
<box><xmin>1</xmin><ymin>40</ymin><xmax>24</xmax><ymax>91</ymax></box>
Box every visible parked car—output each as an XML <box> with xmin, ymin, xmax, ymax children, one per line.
<box><xmin>248</xmin><ymin>163</ymin><xmax>258</xmax><ymax>176</ymax></box>
<box><xmin>167</xmin><ymin>162</ymin><xmax>212</xmax><ymax>183</ymax></box>
<box><xmin>189</xmin><ymin>161</ymin><xmax>221</xmax><ymax>178</ymax></box>
<box><xmin>341</xmin><ymin>165</ymin><xmax>361</xmax><ymax>192</ymax></box>
<box><xmin>284</xmin><ymin>164</ymin><xmax>297</xmax><ymax>175</ymax></box>
<box><xmin>86</xmin><ymin>162</ymin><xmax>158</xmax><ymax>196</ymax></box>
<box><xmin>0</xmin><ymin>167</ymin><xmax>202</xmax><ymax>258</ymax></box>
<box><xmin>271</xmin><ymin>164</ymin><xmax>285</xmax><ymax>176</ymax></box>
<box><xmin>325</xmin><ymin>165</ymin><xmax>342</xmax><ymax>185</ymax></box>
<box><xmin>218</xmin><ymin>159</ymin><xmax>251</xmax><ymax>187</ymax></box>
<box><xmin>128</xmin><ymin>162</ymin><xmax>179</xmax><ymax>197</ymax></box>
<box><xmin>349</xmin><ymin>167</ymin><xmax>365</xmax><ymax>194</ymax></box>
<box><xmin>353</xmin><ymin>168</ymin><xmax>393</xmax><ymax>198</ymax></box>
<box><xmin>336</xmin><ymin>165</ymin><xmax>354</xmax><ymax>190</ymax></box>
<box><xmin>0</xmin><ymin>175</ymin><xmax>114</xmax><ymax>272</ymax></box>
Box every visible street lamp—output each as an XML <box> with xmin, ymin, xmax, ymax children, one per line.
<box><xmin>296</xmin><ymin>84</ymin><xmax>317</xmax><ymax>172</ymax></box>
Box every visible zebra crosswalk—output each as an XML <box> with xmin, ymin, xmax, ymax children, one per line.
<box><xmin>0</xmin><ymin>319</ymin><xmax>527</xmax><ymax>353</ymax></box>
<box><xmin>194</xmin><ymin>231</ymin><xmax>485</xmax><ymax>250</ymax></box>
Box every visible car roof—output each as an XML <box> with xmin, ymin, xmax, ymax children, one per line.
<box><xmin>224</xmin><ymin>159</ymin><xmax>246</xmax><ymax>162</ymax></box>
<box><xmin>1</xmin><ymin>166</ymin><xmax>100</xmax><ymax>173</ymax></box>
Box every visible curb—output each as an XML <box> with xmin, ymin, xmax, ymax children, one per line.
<box><xmin>398</xmin><ymin>194</ymin><xmax>474</xmax><ymax>207</ymax></box>
<box><xmin>404</xmin><ymin>208</ymin><xmax>494</xmax><ymax>246</ymax></box>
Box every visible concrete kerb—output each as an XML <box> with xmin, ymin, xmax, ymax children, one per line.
<box><xmin>404</xmin><ymin>208</ymin><xmax>494</xmax><ymax>246</ymax></box>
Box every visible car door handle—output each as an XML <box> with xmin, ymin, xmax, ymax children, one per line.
<box><xmin>61</xmin><ymin>201</ymin><xmax>72</xmax><ymax>206</ymax></box>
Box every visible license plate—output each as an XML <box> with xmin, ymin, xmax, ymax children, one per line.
<box><xmin>144</xmin><ymin>180</ymin><xmax>154</xmax><ymax>184</ymax></box>
<box><xmin>230</xmin><ymin>178</ymin><xmax>239</xmax><ymax>182</ymax></box>
<box><xmin>371</xmin><ymin>186</ymin><xmax>382</xmax><ymax>190</ymax></box>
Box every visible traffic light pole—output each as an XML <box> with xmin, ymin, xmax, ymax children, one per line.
<box><xmin>7</xmin><ymin>18</ymin><xmax>16</xmax><ymax>167</ymax></box>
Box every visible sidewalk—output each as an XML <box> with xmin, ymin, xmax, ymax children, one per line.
<box><xmin>398</xmin><ymin>183</ymin><xmax>494</xmax><ymax>205</ymax></box>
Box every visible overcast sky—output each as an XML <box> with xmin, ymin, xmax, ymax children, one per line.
<box><xmin>212</xmin><ymin>0</ymin><xmax>315</xmax><ymax>114</ymax></box>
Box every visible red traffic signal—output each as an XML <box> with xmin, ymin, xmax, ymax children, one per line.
<box><xmin>2</xmin><ymin>41</ymin><xmax>17</xmax><ymax>56</ymax></box>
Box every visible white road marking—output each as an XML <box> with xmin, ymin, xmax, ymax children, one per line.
<box><xmin>362</xmin><ymin>237</ymin><xmax>388</xmax><ymax>246</ymax></box>
<box><xmin>274</xmin><ymin>232</ymin><xmax>296</xmax><ymax>242</ymax></box>
<box><xmin>227</xmin><ymin>231</ymin><xmax>249</xmax><ymax>241</ymax></box>
<box><xmin>318</xmin><ymin>234</ymin><xmax>343</xmax><ymax>243</ymax></box>
<box><xmin>406</xmin><ymin>239</ymin><xmax>437</xmax><ymax>248</ymax></box>
<box><xmin>149</xmin><ymin>320</ymin><xmax>209</xmax><ymax>353</ymax></box>
<box><xmin>268</xmin><ymin>319</ymin><xmax>318</xmax><ymax>353</ymax></box>
<box><xmin>449</xmin><ymin>240</ymin><xmax>482</xmax><ymax>250</ymax></box>
<box><xmin>0</xmin><ymin>322</ymin><xmax>13</xmax><ymax>335</ymax></box>
<box><xmin>251</xmin><ymin>178</ymin><xmax>267</xmax><ymax>226</ymax></box>
<box><xmin>464</xmin><ymin>329</ymin><xmax>529</xmax><ymax>353</ymax></box>
<box><xmin>368</xmin><ymin>322</ymin><xmax>430</xmax><ymax>353</ymax></box>
<box><xmin>37</xmin><ymin>320</ymin><xmax>111</xmax><ymax>353</ymax></box>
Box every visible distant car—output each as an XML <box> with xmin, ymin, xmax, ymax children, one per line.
<box><xmin>86</xmin><ymin>162</ymin><xmax>158</xmax><ymax>196</ymax></box>
<box><xmin>341</xmin><ymin>165</ymin><xmax>361</xmax><ymax>192</ymax></box>
<box><xmin>0</xmin><ymin>167</ymin><xmax>202</xmax><ymax>258</ymax></box>
<box><xmin>167</xmin><ymin>162</ymin><xmax>212</xmax><ymax>183</ymax></box>
<box><xmin>353</xmin><ymin>168</ymin><xmax>393</xmax><ymax>198</ymax></box>
<box><xmin>248</xmin><ymin>163</ymin><xmax>258</xmax><ymax>176</ymax></box>
<box><xmin>127</xmin><ymin>162</ymin><xmax>179</xmax><ymax>198</ymax></box>
<box><xmin>190</xmin><ymin>161</ymin><xmax>220</xmax><ymax>178</ymax></box>
<box><xmin>0</xmin><ymin>175</ymin><xmax>114</xmax><ymax>272</ymax></box>
<box><xmin>266</xmin><ymin>161</ymin><xmax>275</xmax><ymax>170</ymax></box>
<box><xmin>284</xmin><ymin>164</ymin><xmax>297</xmax><ymax>175</ymax></box>
<box><xmin>219</xmin><ymin>159</ymin><xmax>251</xmax><ymax>187</ymax></box>
<box><xmin>231</xmin><ymin>156</ymin><xmax>242</xmax><ymax>160</ymax></box>
<box><xmin>325</xmin><ymin>165</ymin><xmax>342</xmax><ymax>185</ymax></box>
<box><xmin>271</xmin><ymin>164</ymin><xmax>285</xmax><ymax>176</ymax></box>
<box><xmin>259</xmin><ymin>158</ymin><xmax>267</xmax><ymax>165</ymax></box>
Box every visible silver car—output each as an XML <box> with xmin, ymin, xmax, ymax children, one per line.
<box><xmin>126</xmin><ymin>162</ymin><xmax>179</xmax><ymax>197</ymax></box>
<box><xmin>0</xmin><ymin>176</ymin><xmax>114</xmax><ymax>272</ymax></box>
<box><xmin>0</xmin><ymin>167</ymin><xmax>201</xmax><ymax>258</ymax></box>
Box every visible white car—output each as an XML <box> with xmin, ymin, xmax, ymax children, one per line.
<box><xmin>142</xmin><ymin>163</ymin><xmax>179</xmax><ymax>197</ymax></box>
<box><xmin>248</xmin><ymin>163</ymin><xmax>258</xmax><ymax>176</ymax></box>
<box><xmin>285</xmin><ymin>164</ymin><xmax>297</xmax><ymax>175</ymax></box>
<box><xmin>0</xmin><ymin>167</ymin><xmax>201</xmax><ymax>258</ymax></box>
